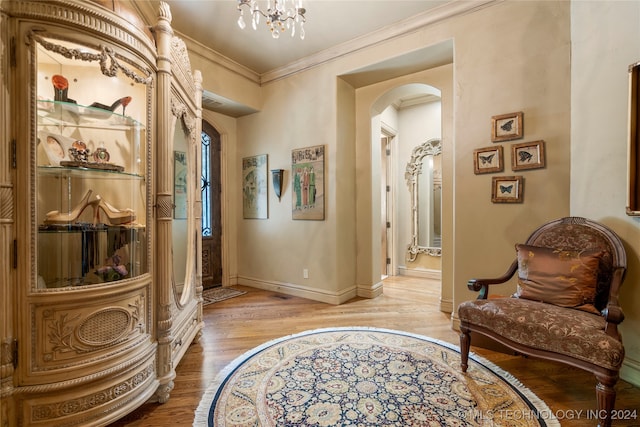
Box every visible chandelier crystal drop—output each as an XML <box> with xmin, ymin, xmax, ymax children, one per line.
<box><xmin>237</xmin><ymin>0</ymin><xmax>306</xmax><ymax>40</ymax></box>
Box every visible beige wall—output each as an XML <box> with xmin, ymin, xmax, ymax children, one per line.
<box><xmin>570</xmin><ymin>0</ymin><xmax>640</xmax><ymax>387</ymax></box>
<box><xmin>235</xmin><ymin>66</ymin><xmax>359</xmax><ymax>303</ymax></box>
<box><xmin>186</xmin><ymin>40</ymin><xmax>262</xmax><ymax>112</ymax></box>
<box><xmin>189</xmin><ymin>0</ymin><xmax>639</xmax><ymax>385</ymax></box>
<box><xmin>450</xmin><ymin>1</ymin><xmax>572</xmax><ymax>304</ymax></box>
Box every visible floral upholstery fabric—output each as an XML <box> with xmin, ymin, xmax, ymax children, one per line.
<box><xmin>458</xmin><ymin>297</ymin><xmax>624</xmax><ymax>370</ymax></box>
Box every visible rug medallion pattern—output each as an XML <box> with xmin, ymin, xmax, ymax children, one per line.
<box><xmin>196</xmin><ymin>328</ymin><xmax>557</xmax><ymax>426</ymax></box>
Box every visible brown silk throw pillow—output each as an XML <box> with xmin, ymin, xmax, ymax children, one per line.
<box><xmin>514</xmin><ymin>244</ymin><xmax>603</xmax><ymax>314</ymax></box>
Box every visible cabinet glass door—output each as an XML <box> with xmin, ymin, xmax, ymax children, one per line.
<box><xmin>35</xmin><ymin>36</ymin><xmax>150</xmax><ymax>288</ymax></box>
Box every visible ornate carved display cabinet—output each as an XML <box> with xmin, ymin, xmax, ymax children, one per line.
<box><xmin>153</xmin><ymin>2</ymin><xmax>205</xmax><ymax>404</ymax></box>
<box><xmin>0</xmin><ymin>1</ymin><xmax>203</xmax><ymax>425</ymax></box>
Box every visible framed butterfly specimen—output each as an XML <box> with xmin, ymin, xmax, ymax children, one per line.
<box><xmin>511</xmin><ymin>140</ymin><xmax>545</xmax><ymax>171</ymax></box>
<box><xmin>491</xmin><ymin>175</ymin><xmax>523</xmax><ymax>203</ymax></box>
<box><xmin>473</xmin><ymin>145</ymin><xmax>503</xmax><ymax>174</ymax></box>
<box><xmin>491</xmin><ymin>111</ymin><xmax>524</xmax><ymax>142</ymax></box>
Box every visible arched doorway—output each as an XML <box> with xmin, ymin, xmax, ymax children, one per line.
<box><xmin>372</xmin><ymin>84</ymin><xmax>443</xmax><ymax>281</ymax></box>
<box><xmin>201</xmin><ymin>120</ymin><xmax>222</xmax><ymax>289</ymax></box>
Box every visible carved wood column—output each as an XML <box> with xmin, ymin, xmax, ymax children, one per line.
<box><xmin>153</xmin><ymin>1</ymin><xmax>175</xmax><ymax>403</ymax></box>
<box><xmin>194</xmin><ymin>70</ymin><xmax>204</xmax><ymax>335</ymax></box>
<box><xmin>0</xmin><ymin>7</ymin><xmax>16</xmax><ymax>419</ymax></box>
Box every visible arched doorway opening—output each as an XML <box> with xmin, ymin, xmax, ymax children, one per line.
<box><xmin>371</xmin><ymin>84</ymin><xmax>443</xmax><ymax>281</ymax></box>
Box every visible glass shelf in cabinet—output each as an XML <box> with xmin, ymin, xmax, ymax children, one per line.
<box><xmin>38</xmin><ymin>223</ymin><xmax>145</xmax><ymax>233</ymax></box>
<box><xmin>37</xmin><ymin>223</ymin><xmax>147</xmax><ymax>287</ymax></box>
<box><xmin>37</xmin><ymin>100</ymin><xmax>145</xmax><ymax>130</ymax></box>
<box><xmin>37</xmin><ymin>166</ymin><xmax>145</xmax><ymax>180</ymax></box>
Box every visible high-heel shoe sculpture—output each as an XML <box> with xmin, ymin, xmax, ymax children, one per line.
<box><xmin>89</xmin><ymin>96</ymin><xmax>132</xmax><ymax>115</ymax></box>
<box><xmin>94</xmin><ymin>195</ymin><xmax>136</xmax><ymax>225</ymax></box>
<box><xmin>44</xmin><ymin>190</ymin><xmax>95</xmax><ymax>225</ymax></box>
<box><xmin>52</xmin><ymin>75</ymin><xmax>76</xmax><ymax>103</ymax></box>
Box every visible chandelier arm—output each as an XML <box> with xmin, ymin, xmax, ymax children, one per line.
<box><xmin>252</xmin><ymin>8</ymin><xmax>269</xmax><ymax>19</ymax></box>
<box><xmin>238</xmin><ymin>1</ymin><xmax>269</xmax><ymax>20</ymax></box>
<box><xmin>237</xmin><ymin>0</ymin><xmax>305</xmax><ymax>37</ymax></box>
<box><xmin>273</xmin><ymin>14</ymin><xmax>305</xmax><ymax>23</ymax></box>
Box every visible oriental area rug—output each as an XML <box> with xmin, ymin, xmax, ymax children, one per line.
<box><xmin>194</xmin><ymin>327</ymin><xmax>559</xmax><ymax>427</ymax></box>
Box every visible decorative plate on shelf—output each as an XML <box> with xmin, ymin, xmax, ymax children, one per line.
<box><xmin>38</xmin><ymin>131</ymin><xmax>73</xmax><ymax>166</ymax></box>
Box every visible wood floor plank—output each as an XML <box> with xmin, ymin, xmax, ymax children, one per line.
<box><xmin>110</xmin><ymin>277</ymin><xmax>640</xmax><ymax>426</ymax></box>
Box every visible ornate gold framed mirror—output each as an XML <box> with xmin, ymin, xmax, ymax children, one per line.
<box><xmin>405</xmin><ymin>138</ymin><xmax>442</xmax><ymax>261</ymax></box>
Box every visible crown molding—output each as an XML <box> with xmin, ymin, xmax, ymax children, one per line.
<box><xmin>130</xmin><ymin>1</ymin><xmax>260</xmax><ymax>85</ymax></box>
<box><xmin>260</xmin><ymin>0</ymin><xmax>498</xmax><ymax>85</ymax></box>
<box><xmin>178</xmin><ymin>32</ymin><xmax>261</xmax><ymax>85</ymax></box>
<box><xmin>132</xmin><ymin>0</ymin><xmax>497</xmax><ymax>86</ymax></box>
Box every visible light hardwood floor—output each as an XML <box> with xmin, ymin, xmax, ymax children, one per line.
<box><xmin>111</xmin><ymin>276</ymin><xmax>640</xmax><ymax>426</ymax></box>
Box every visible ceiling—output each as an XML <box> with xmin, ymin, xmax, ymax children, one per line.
<box><xmin>136</xmin><ymin>1</ymin><xmax>452</xmax><ymax>75</ymax></box>
<box><xmin>132</xmin><ymin>0</ymin><xmax>474</xmax><ymax>116</ymax></box>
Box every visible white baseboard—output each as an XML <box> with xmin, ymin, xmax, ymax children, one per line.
<box><xmin>237</xmin><ymin>276</ymin><xmax>357</xmax><ymax>305</ymax></box>
<box><xmin>357</xmin><ymin>281</ymin><xmax>384</xmax><ymax>299</ymax></box>
<box><xmin>450</xmin><ymin>312</ymin><xmax>461</xmax><ymax>332</ymax></box>
<box><xmin>439</xmin><ymin>297</ymin><xmax>453</xmax><ymax>313</ymax></box>
<box><xmin>397</xmin><ymin>266</ymin><xmax>442</xmax><ymax>280</ymax></box>
<box><xmin>621</xmin><ymin>355</ymin><xmax>640</xmax><ymax>388</ymax></box>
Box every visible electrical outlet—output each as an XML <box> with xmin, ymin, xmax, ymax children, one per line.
<box><xmin>303</xmin><ymin>268</ymin><xmax>309</xmax><ymax>279</ymax></box>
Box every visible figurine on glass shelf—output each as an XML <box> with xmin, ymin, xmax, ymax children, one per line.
<box><xmin>93</xmin><ymin>143</ymin><xmax>110</xmax><ymax>163</ymax></box>
<box><xmin>96</xmin><ymin>253</ymin><xmax>129</xmax><ymax>282</ymax></box>
<box><xmin>61</xmin><ymin>139</ymin><xmax>124</xmax><ymax>172</ymax></box>
<box><xmin>68</xmin><ymin>140</ymin><xmax>91</xmax><ymax>163</ymax></box>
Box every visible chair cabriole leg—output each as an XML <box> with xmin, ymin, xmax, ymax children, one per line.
<box><xmin>459</xmin><ymin>326</ymin><xmax>470</xmax><ymax>373</ymax></box>
<box><xmin>595</xmin><ymin>374</ymin><xmax>617</xmax><ymax>427</ymax></box>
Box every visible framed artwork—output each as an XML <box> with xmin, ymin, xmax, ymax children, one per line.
<box><xmin>491</xmin><ymin>111</ymin><xmax>523</xmax><ymax>142</ymax></box>
<box><xmin>473</xmin><ymin>145</ymin><xmax>503</xmax><ymax>174</ymax></box>
<box><xmin>242</xmin><ymin>154</ymin><xmax>268</xmax><ymax>219</ymax></box>
<box><xmin>491</xmin><ymin>175</ymin><xmax>523</xmax><ymax>203</ymax></box>
<box><xmin>174</xmin><ymin>151</ymin><xmax>187</xmax><ymax>219</ymax></box>
<box><xmin>512</xmin><ymin>140</ymin><xmax>545</xmax><ymax>171</ymax></box>
<box><xmin>292</xmin><ymin>145</ymin><xmax>324</xmax><ymax>220</ymax></box>
<box><xmin>628</xmin><ymin>61</ymin><xmax>640</xmax><ymax>215</ymax></box>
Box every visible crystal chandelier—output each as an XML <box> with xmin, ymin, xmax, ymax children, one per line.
<box><xmin>237</xmin><ymin>0</ymin><xmax>306</xmax><ymax>39</ymax></box>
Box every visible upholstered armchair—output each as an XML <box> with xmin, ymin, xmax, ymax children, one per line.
<box><xmin>458</xmin><ymin>217</ymin><xmax>627</xmax><ymax>427</ymax></box>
